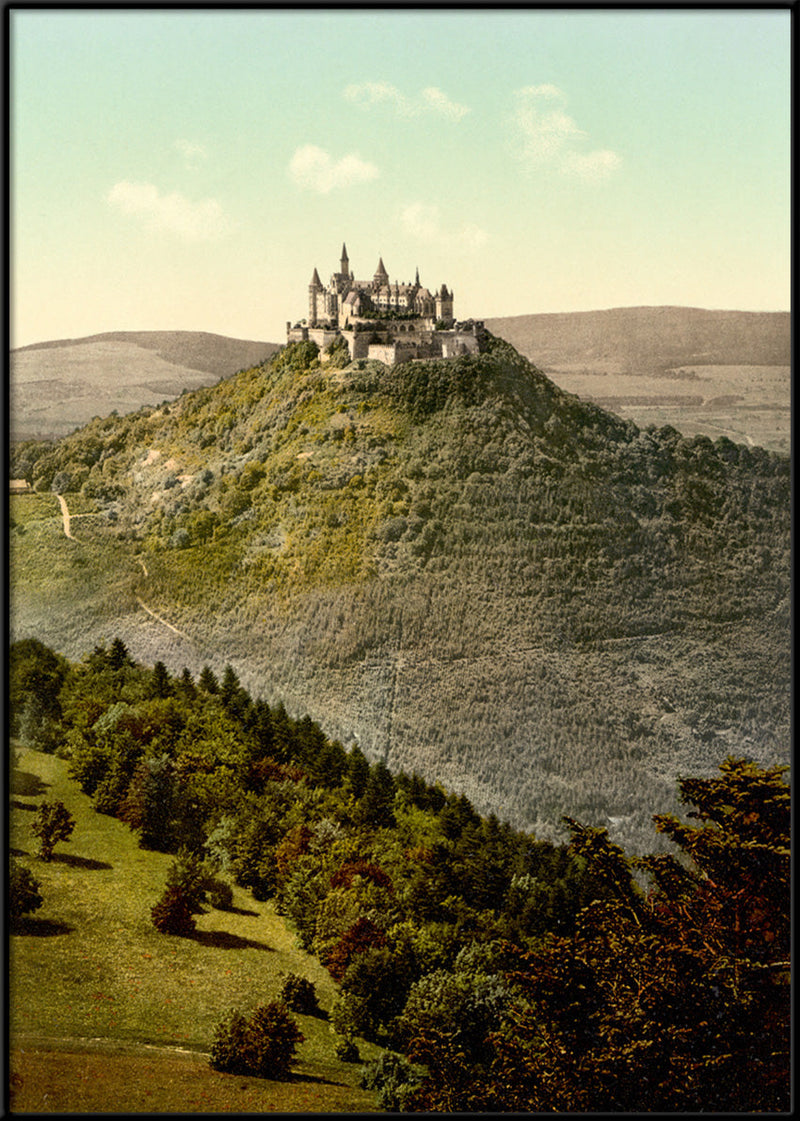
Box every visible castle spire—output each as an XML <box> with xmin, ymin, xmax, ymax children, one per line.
<box><xmin>310</xmin><ymin>267</ymin><xmax>323</xmax><ymax>290</ymax></box>
<box><xmin>340</xmin><ymin>243</ymin><xmax>349</xmax><ymax>276</ymax></box>
<box><xmin>373</xmin><ymin>256</ymin><xmax>389</xmax><ymax>287</ymax></box>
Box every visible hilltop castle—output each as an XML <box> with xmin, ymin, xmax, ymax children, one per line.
<box><xmin>287</xmin><ymin>244</ymin><xmax>484</xmax><ymax>364</ymax></box>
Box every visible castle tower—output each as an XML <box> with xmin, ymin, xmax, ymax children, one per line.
<box><xmin>373</xmin><ymin>256</ymin><xmax>389</xmax><ymax>290</ymax></box>
<box><xmin>340</xmin><ymin>243</ymin><xmax>350</xmax><ymax>278</ymax></box>
<box><xmin>435</xmin><ymin>283</ymin><xmax>454</xmax><ymax>323</ymax></box>
<box><xmin>309</xmin><ymin>267</ymin><xmax>323</xmax><ymax>326</ymax></box>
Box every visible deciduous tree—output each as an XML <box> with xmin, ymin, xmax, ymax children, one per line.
<box><xmin>31</xmin><ymin>800</ymin><xmax>75</xmax><ymax>862</ymax></box>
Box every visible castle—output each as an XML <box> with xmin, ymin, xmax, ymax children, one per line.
<box><xmin>287</xmin><ymin>244</ymin><xmax>484</xmax><ymax>364</ymax></box>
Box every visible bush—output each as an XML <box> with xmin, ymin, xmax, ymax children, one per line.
<box><xmin>205</xmin><ymin>876</ymin><xmax>234</xmax><ymax>910</ymax></box>
<box><xmin>359</xmin><ymin>1050</ymin><xmax>423</xmax><ymax>1111</ymax></box>
<box><xmin>209</xmin><ymin>1002</ymin><xmax>305</xmax><ymax>1079</ymax></box>
<box><xmin>150</xmin><ymin>849</ymin><xmax>208</xmax><ymax>935</ymax></box>
<box><xmin>9</xmin><ymin>859</ymin><xmax>43</xmax><ymax>923</ymax></box>
<box><xmin>151</xmin><ymin>883</ymin><xmax>197</xmax><ymax>936</ymax></box>
<box><xmin>335</xmin><ymin>1036</ymin><xmax>360</xmax><ymax>1063</ymax></box>
<box><xmin>280</xmin><ymin>973</ymin><xmax>321</xmax><ymax>1016</ymax></box>
<box><xmin>31</xmin><ymin>800</ymin><xmax>75</xmax><ymax>861</ymax></box>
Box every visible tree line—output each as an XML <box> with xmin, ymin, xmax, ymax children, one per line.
<box><xmin>9</xmin><ymin>635</ymin><xmax>790</xmax><ymax>1111</ymax></box>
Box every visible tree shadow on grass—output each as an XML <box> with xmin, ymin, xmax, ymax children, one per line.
<box><xmin>50</xmin><ymin>852</ymin><xmax>112</xmax><ymax>871</ymax></box>
<box><xmin>11</xmin><ymin>799</ymin><xmax>39</xmax><ymax>812</ymax></box>
<box><xmin>216</xmin><ymin>904</ymin><xmax>260</xmax><ymax>918</ymax></box>
<box><xmin>11</xmin><ymin>917</ymin><xmax>73</xmax><ymax>937</ymax></box>
<box><xmin>190</xmin><ymin>930</ymin><xmax>275</xmax><ymax>952</ymax></box>
<box><xmin>286</xmin><ymin>1070</ymin><xmax>345</xmax><ymax>1087</ymax></box>
<box><xmin>10</xmin><ymin>771</ymin><xmax>49</xmax><ymax>798</ymax></box>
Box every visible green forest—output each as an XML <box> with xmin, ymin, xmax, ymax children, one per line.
<box><xmin>9</xmin><ymin>636</ymin><xmax>790</xmax><ymax>1111</ymax></box>
<box><xmin>9</xmin><ymin>336</ymin><xmax>791</xmax><ymax>852</ymax></box>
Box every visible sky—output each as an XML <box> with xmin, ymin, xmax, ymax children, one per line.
<box><xmin>9</xmin><ymin>8</ymin><xmax>791</xmax><ymax>348</ymax></box>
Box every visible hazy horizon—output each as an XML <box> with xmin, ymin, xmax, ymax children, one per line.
<box><xmin>9</xmin><ymin>9</ymin><xmax>790</xmax><ymax>349</ymax></box>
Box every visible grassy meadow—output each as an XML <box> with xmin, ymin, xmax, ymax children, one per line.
<box><xmin>9</xmin><ymin>744</ymin><xmax>381</xmax><ymax>1113</ymax></box>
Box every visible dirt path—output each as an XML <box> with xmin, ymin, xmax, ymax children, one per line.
<box><xmin>57</xmin><ymin>493</ymin><xmax>192</xmax><ymax>643</ymax></box>
<box><xmin>56</xmin><ymin>494</ymin><xmax>77</xmax><ymax>540</ymax></box>
<box><xmin>135</xmin><ymin>596</ymin><xmax>193</xmax><ymax>641</ymax></box>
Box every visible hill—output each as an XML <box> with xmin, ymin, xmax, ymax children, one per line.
<box><xmin>485</xmin><ymin>306</ymin><xmax>790</xmax><ymax>372</ymax></box>
<box><xmin>10</xmin><ymin>331</ymin><xmax>280</xmax><ymax>442</ymax></box>
<box><xmin>9</xmin><ymin>335</ymin><xmax>790</xmax><ymax>851</ymax></box>
<box><xmin>9</xmin><ymin>744</ymin><xmax>381</xmax><ymax>1112</ymax></box>
<box><xmin>487</xmin><ymin>307</ymin><xmax>790</xmax><ymax>454</ymax></box>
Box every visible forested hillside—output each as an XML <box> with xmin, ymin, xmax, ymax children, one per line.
<box><xmin>9</xmin><ymin>334</ymin><xmax>790</xmax><ymax>851</ymax></box>
<box><xmin>9</xmin><ymin>639</ymin><xmax>790</xmax><ymax>1111</ymax></box>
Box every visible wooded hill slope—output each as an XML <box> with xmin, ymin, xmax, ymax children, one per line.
<box><xmin>9</xmin><ymin>335</ymin><xmax>790</xmax><ymax>850</ymax></box>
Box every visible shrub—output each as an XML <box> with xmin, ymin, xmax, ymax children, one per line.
<box><xmin>335</xmin><ymin>1036</ymin><xmax>360</xmax><ymax>1063</ymax></box>
<box><xmin>209</xmin><ymin>1002</ymin><xmax>305</xmax><ymax>1079</ymax></box>
<box><xmin>359</xmin><ymin>1050</ymin><xmax>423</xmax><ymax>1111</ymax></box>
<box><xmin>9</xmin><ymin>859</ymin><xmax>43</xmax><ymax>923</ymax></box>
<box><xmin>205</xmin><ymin>876</ymin><xmax>234</xmax><ymax>910</ymax></box>
<box><xmin>280</xmin><ymin>973</ymin><xmax>321</xmax><ymax>1016</ymax></box>
<box><xmin>150</xmin><ymin>849</ymin><xmax>208</xmax><ymax>935</ymax></box>
<box><xmin>151</xmin><ymin>883</ymin><xmax>197</xmax><ymax>936</ymax></box>
<box><xmin>31</xmin><ymin>800</ymin><xmax>75</xmax><ymax>861</ymax></box>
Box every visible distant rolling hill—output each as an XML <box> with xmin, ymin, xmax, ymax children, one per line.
<box><xmin>10</xmin><ymin>308</ymin><xmax>790</xmax><ymax>451</ymax></box>
<box><xmin>10</xmin><ymin>330</ymin><xmax>280</xmax><ymax>441</ymax></box>
<box><xmin>485</xmin><ymin>307</ymin><xmax>790</xmax><ymax>372</ymax></box>
<box><xmin>487</xmin><ymin>307</ymin><xmax>790</xmax><ymax>454</ymax></box>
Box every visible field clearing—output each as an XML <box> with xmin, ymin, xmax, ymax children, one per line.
<box><xmin>545</xmin><ymin>364</ymin><xmax>790</xmax><ymax>454</ymax></box>
<box><xmin>9</xmin><ymin>745</ymin><xmax>381</xmax><ymax>1113</ymax></box>
<box><xmin>10</xmin><ymin>1043</ymin><xmax>379</xmax><ymax>1114</ymax></box>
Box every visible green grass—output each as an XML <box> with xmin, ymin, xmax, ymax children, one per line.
<box><xmin>9</xmin><ymin>745</ymin><xmax>381</xmax><ymax>1112</ymax></box>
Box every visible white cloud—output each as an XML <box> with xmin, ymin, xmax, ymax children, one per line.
<box><xmin>400</xmin><ymin>202</ymin><xmax>488</xmax><ymax>250</ymax></box>
<box><xmin>420</xmin><ymin>86</ymin><xmax>471</xmax><ymax>121</ymax></box>
<box><xmin>562</xmin><ymin>148</ymin><xmax>623</xmax><ymax>181</ymax></box>
<box><xmin>400</xmin><ymin>202</ymin><xmax>442</xmax><ymax>242</ymax></box>
<box><xmin>288</xmin><ymin>145</ymin><xmax>380</xmax><ymax>193</ymax></box>
<box><xmin>107</xmin><ymin>181</ymin><xmax>235</xmax><ymax>241</ymax></box>
<box><xmin>458</xmin><ymin>222</ymin><xmax>489</xmax><ymax>250</ymax></box>
<box><xmin>175</xmin><ymin>139</ymin><xmax>208</xmax><ymax>167</ymax></box>
<box><xmin>344</xmin><ymin>81</ymin><xmax>470</xmax><ymax>121</ymax></box>
<box><xmin>510</xmin><ymin>85</ymin><xmax>621</xmax><ymax>180</ymax></box>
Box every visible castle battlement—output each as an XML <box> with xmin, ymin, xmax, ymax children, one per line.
<box><xmin>287</xmin><ymin>243</ymin><xmax>484</xmax><ymax>364</ymax></box>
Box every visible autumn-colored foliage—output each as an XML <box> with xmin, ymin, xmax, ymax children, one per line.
<box><xmin>330</xmin><ymin>860</ymin><xmax>393</xmax><ymax>892</ymax></box>
<box><xmin>209</xmin><ymin>1002</ymin><xmax>304</xmax><ymax>1079</ymax></box>
<box><xmin>405</xmin><ymin>758</ymin><xmax>790</xmax><ymax>1113</ymax></box>
<box><xmin>322</xmin><ymin>917</ymin><xmax>387</xmax><ymax>982</ymax></box>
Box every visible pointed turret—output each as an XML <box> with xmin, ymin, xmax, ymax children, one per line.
<box><xmin>373</xmin><ymin>257</ymin><xmax>389</xmax><ymax>287</ymax></box>
<box><xmin>310</xmin><ymin>267</ymin><xmax>323</xmax><ymax>290</ymax></box>
<box><xmin>340</xmin><ymin>243</ymin><xmax>350</xmax><ymax>276</ymax></box>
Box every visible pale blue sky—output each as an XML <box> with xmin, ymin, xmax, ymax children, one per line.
<box><xmin>10</xmin><ymin>8</ymin><xmax>790</xmax><ymax>347</ymax></box>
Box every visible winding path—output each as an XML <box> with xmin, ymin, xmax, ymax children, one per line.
<box><xmin>135</xmin><ymin>597</ymin><xmax>192</xmax><ymax>641</ymax></box>
<box><xmin>55</xmin><ymin>493</ymin><xmax>193</xmax><ymax>644</ymax></box>
<box><xmin>56</xmin><ymin>494</ymin><xmax>77</xmax><ymax>540</ymax></box>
